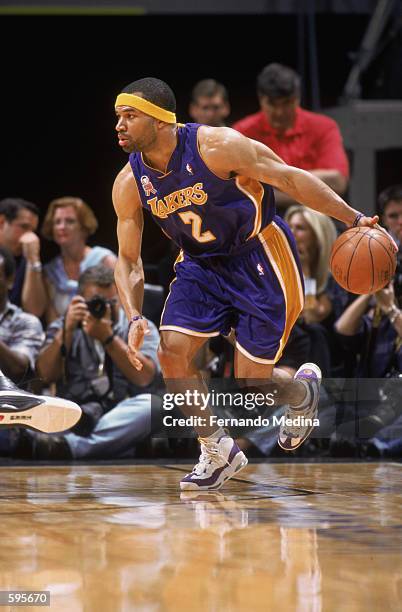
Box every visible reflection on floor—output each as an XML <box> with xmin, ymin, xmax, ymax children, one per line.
<box><xmin>0</xmin><ymin>462</ymin><xmax>401</xmax><ymax>611</ymax></box>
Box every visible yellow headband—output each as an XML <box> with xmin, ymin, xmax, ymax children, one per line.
<box><xmin>115</xmin><ymin>93</ymin><xmax>176</xmax><ymax>123</ymax></box>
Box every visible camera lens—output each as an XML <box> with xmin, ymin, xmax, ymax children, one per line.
<box><xmin>86</xmin><ymin>296</ymin><xmax>107</xmax><ymax>319</ymax></box>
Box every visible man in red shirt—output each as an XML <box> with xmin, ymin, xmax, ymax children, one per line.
<box><xmin>233</xmin><ymin>63</ymin><xmax>349</xmax><ymax>209</ymax></box>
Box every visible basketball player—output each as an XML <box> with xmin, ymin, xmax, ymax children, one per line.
<box><xmin>113</xmin><ymin>78</ymin><xmax>379</xmax><ymax>491</ymax></box>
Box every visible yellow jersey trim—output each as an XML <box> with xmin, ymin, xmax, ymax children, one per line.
<box><xmin>235</xmin><ymin>176</ymin><xmax>264</xmax><ymax>239</ymax></box>
<box><xmin>258</xmin><ymin>222</ymin><xmax>304</xmax><ymax>363</ymax></box>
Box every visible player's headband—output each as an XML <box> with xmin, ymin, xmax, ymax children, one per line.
<box><xmin>115</xmin><ymin>93</ymin><xmax>176</xmax><ymax>123</ymax></box>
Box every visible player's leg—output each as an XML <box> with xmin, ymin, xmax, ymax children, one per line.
<box><xmin>234</xmin><ymin>346</ymin><xmax>321</xmax><ymax>451</ymax></box>
<box><xmin>158</xmin><ymin>330</ymin><xmax>219</xmax><ymax>434</ymax></box>
<box><xmin>230</xmin><ymin>217</ymin><xmax>321</xmax><ymax>450</ymax></box>
<box><xmin>159</xmin><ymin>252</ymin><xmax>249</xmax><ymax>490</ymax></box>
<box><xmin>158</xmin><ymin>330</ymin><xmax>248</xmax><ymax>490</ymax></box>
<box><xmin>0</xmin><ymin>369</ymin><xmax>81</xmax><ymax>433</ymax></box>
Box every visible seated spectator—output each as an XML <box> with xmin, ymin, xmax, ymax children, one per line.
<box><xmin>0</xmin><ymin>197</ymin><xmax>47</xmax><ymax>317</ymax></box>
<box><xmin>0</xmin><ymin>246</ymin><xmax>44</xmax><ymax>383</ymax></box>
<box><xmin>335</xmin><ymin>283</ymin><xmax>402</xmax><ymax>378</ymax></box>
<box><xmin>30</xmin><ymin>265</ymin><xmax>160</xmax><ymax>460</ymax></box>
<box><xmin>189</xmin><ymin>79</ymin><xmax>230</xmax><ymax>127</ymax></box>
<box><xmin>41</xmin><ymin>197</ymin><xmax>117</xmax><ymax>322</ymax></box>
<box><xmin>285</xmin><ymin>205</ymin><xmax>343</xmax><ymax>377</ymax></box>
<box><xmin>232</xmin><ymin>63</ymin><xmax>349</xmax><ymax>210</ymax></box>
<box><xmin>0</xmin><ymin>246</ymin><xmax>44</xmax><ymax>456</ymax></box>
<box><xmin>378</xmin><ymin>184</ymin><xmax>402</xmax><ymax>247</ymax></box>
<box><xmin>333</xmin><ymin>279</ymin><xmax>402</xmax><ymax>456</ymax></box>
<box><xmin>285</xmin><ymin>205</ymin><xmax>338</xmax><ymax>324</ymax></box>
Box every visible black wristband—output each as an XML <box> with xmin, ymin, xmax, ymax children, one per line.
<box><xmin>352</xmin><ymin>213</ymin><xmax>364</xmax><ymax>227</ymax></box>
<box><xmin>103</xmin><ymin>332</ymin><xmax>116</xmax><ymax>347</ymax></box>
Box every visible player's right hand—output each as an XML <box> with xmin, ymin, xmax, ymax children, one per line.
<box><xmin>127</xmin><ymin>318</ymin><xmax>150</xmax><ymax>370</ymax></box>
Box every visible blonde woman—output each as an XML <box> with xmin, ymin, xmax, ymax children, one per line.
<box><xmin>285</xmin><ymin>205</ymin><xmax>338</xmax><ymax>324</ymax></box>
<box><xmin>41</xmin><ymin>197</ymin><xmax>117</xmax><ymax>322</ymax></box>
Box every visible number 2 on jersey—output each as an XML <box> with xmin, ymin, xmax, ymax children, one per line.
<box><xmin>178</xmin><ymin>211</ymin><xmax>216</xmax><ymax>243</ymax></box>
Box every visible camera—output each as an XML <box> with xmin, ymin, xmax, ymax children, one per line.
<box><xmin>85</xmin><ymin>295</ymin><xmax>109</xmax><ymax>319</ymax></box>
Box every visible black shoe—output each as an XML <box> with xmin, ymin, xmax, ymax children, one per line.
<box><xmin>0</xmin><ymin>376</ymin><xmax>81</xmax><ymax>433</ymax></box>
<box><xmin>32</xmin><ymin>433</ymin><xmax>73</xmax><ymax>460</ymax></box>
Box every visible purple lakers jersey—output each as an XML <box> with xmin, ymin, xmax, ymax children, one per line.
<box><xmin>129</xmin><ymin>123</ymin><xmax>275</xmax><ymax>257</ymax></box>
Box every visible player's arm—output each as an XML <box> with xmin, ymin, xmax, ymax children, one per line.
<box><xmin>199</xmin><ymin>127</ymin><xmax>374</xmax><ymax>227</ymax></box>
<box><xmin>113</xmin><ymin>163</ymin><xmax>144</xmax><ymax>318</ymax></box>
<box><xmin>112</xmin><ymin>163</ymin><xmax>149</xmax><ymax>370</ymax></box>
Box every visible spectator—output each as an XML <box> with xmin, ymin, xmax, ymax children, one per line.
<box><xmin>32</xmin><ymin>265</ymin><xmax>160</xmax><ymax>459</ymax></box>
<box><xmin>284</xmin><ymin>205</ymin><xmax>340</xmax><ymax>376</ymax></box>
<box><xmin>0</xmin><ymin>245</ymin><xmax>44</xmax><ymax>383</ymax></box>
<box><xmin>332</xmin><ymin>280</ymin><xmax>402</xmax><ymax>456</ymax></box>
<box><xmin>335</xmin><ymin>283</ymin><xmax>402</xmax><ymax>378</ymax></box>
<box><xmin>41</xmin><ymin>197</ymin><xmax>117</xmax><ymax>322</ymax></box>
<box><xmin>0</xmin><ymin>197</ymin><xmax>47</xmax><ymax>317</ymax></box>
<box><xmin>189</xmin><ymin>79</ymin><xmax>230</xmax><ymax>127</ymax></box>
<box><xmin>378</xmin><ymin>184</ymin><xmax>402</xmax><ymax>247</ymax></box>
<box><xmin>232</xmin><ymin>63</ymin><xmax>349</xmax><ymax>209</ymax></box>
<box><xmin>285</xmin><ymin>205</ymin><xmax>337</xmax><ymax>322</ymax></box>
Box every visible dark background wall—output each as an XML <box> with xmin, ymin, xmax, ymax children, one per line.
<box><xmin>0</xmin><ymin>13</ymin><xmax>399</xmax><ymax>264</ymax></box>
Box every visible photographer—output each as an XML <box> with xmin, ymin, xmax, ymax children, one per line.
<box><xmin>31</xmin><ymin>264</ymin><xmax>161</xmax><ymax>459</ymax></box>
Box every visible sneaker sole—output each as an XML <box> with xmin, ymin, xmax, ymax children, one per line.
<box><xmin>0</xmin><ymin>393</ymin><xmax>82</xmax><ymax>433</ymax></box>
<box><xmin>180</xmin><ymin>452</ymin><xmax>249</xmax><ymax>491</ymax></box>
<box><xmin>278</xmin><ymin>421</ymin><xmax>316</xmax><ymax>451</ymax></box>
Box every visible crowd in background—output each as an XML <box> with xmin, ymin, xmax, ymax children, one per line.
<box><xmin>1</xmin><ymin>63</ymin><xmax>402</xmax><ymax>462</ymax></box>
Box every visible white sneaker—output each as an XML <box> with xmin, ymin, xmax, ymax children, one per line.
<box><xmin>278</xmin><ymin>363</ymin><xmax>321</xmax><ymax>451</ymax></box>
<box><xmin>0</xmin><ymin>376</ymin><xmax>82</xmax><ymax>434</ymax></box>
<box><xmin>180</xmin><ymin>435</ymin><xmax>248</xmax><ymax>491</ymax></box>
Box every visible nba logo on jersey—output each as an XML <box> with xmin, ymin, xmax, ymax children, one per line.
<box><xmin>257</xmin><ymin>263</ymin><xmax>265</xmax><ymax>276</ymax></box>
<box><xmin>141</xmin><ymin>175</ymin><xmax>157</xmax><ymax>196</ymax></box>
<box><xmin>186</xmin><ymin>163</ymin><xmax>194</xmax><ymax>175</ymax></box>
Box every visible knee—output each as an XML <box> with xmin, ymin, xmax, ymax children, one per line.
<box><xmin>157</xmin><ymin>342</ymin><xmax>191</xmax><ymax>377</ymax></box>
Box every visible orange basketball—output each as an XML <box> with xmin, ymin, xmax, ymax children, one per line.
<box><xmin>330</xmin><ymin>227</ymin><xmax>397</xmax><ymax>294</ymax></box>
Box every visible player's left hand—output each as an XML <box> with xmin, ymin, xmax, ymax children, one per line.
<box><xmin>356</xmin><ymin>214</ymin><xmax>379</xmax><ymax>227</ymax></box>
<box><xmin>356</xmin><ymin>215</ymin><xmax>398</xmax><ymax>252</ymax></box>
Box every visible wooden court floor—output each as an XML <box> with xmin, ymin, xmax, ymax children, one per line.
<box><xmin>0</xmin><ymin>462</ymin><xmax>401</xmax><ymax>611</ymax></box>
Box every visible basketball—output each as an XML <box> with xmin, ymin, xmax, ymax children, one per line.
<box><xmin>330</xmin><ymin>226</ymin><xmax>397</xmax><ymax>294</ymax></box>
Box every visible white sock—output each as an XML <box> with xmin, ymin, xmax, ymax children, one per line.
<box><xmin>290</xmin><ymin>380</ymin><xmax>311</xmax><ymax>410</ymax></box>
